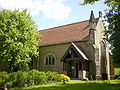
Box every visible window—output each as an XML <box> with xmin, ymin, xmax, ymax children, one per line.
<box><xmin>101</xmin><ymin>41</ymin><xmax>107</xmax><ymax>73</ymax></box>
<box><xmin>101</xmin><ymin>41</ymin><xmax>106</xmax><ymax>57</ymax></box>
<box><xmin>44</xmin><ymin>53</ymin><xmax>56</xmax><ymax>65</ymax></box>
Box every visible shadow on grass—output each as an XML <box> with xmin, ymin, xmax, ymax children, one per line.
<box><xmin>11</xmin><ymin>82</ymin><xmax>120</xmax><ymax>90</ymax></box>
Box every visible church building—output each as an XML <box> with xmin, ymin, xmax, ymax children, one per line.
<box><xmin>33</xmin><ymin>11</ymin><xmax>114</xmax><ymax>80</ymax></box>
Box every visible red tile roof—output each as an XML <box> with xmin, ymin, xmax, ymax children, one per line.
<box><xmin>38</xmin><ymin>20</ymin><xmax>90</xmax><ymax>46</ymax></box>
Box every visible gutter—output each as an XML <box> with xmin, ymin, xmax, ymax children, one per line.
<box><xmin>38</xmin><ymin>39</ymin><xmax>89</xmax><ymax>47</ymax></box>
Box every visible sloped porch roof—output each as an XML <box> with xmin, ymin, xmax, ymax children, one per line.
<box><xmin>61</xmin><ymin>42</ymin><xmax>89</xmax><ymax>62</ymax></box>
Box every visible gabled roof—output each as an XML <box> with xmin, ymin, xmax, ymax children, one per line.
<box><xmin>71</xmin><ymin>43</ymin><xmax>89</xmax><ymax>60</ymax></box>
<box><xmin>61</xmin><ymin>42</ymin><xmax>89</xmax><ymax>61</ymax></box>
<box><xmin>38</xmin><ymin>19</ymin><xmax>98</xmax><ymax>46</ymax></box>
<box><xmin>39</xmin><ymin>20</ymin><xmax>90</xmax><ymax>46</ymax></box>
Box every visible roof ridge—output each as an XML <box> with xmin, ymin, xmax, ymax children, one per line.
<box><xmin>39</xmin><ymin>18</ymin><xmax>99</xmax><ymax>46</ymax></box>
<box><xmin>39</xmin><ymin>19</ymin><xmax>90</xmax><ymax>32</ymax></box>
<box><xmin>71</xmin><ymin>43</ymin><xmax>89</xmax><ymax>60</ymax></box>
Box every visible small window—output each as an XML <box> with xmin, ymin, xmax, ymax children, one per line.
<box><xmin>44</xmin><ymin>53</ymin><xmax>55</xmax><ymax>65</ymax></box>
<box><xmin>46</xmin><ymin>57</ymin><xmax>49</xmax><ymax>65</ymax></box>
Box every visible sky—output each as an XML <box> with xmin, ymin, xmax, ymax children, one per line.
<box><xmin>0</xmin><ymin>0</ymin><xmax>108</xmax><ymax>30</ymax></box>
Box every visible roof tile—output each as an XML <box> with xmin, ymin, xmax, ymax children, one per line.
<box><xmin>39</xmin><ymin>20</ymin><xmax>90</xmax><ymax>46</ymax></box>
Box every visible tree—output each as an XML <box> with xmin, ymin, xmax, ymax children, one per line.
<box><xmin>0</xmin><ymin>9</ymin><xmax>39</xmax><ymax>71</ymax></box>
<box><xmin>81</xmin><ymin>0</ymin><xmax>120</xmax><ymax>67</ymax></box>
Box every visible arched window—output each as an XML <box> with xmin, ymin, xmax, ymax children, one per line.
<box><xmin>101</xmin><ymin>41</ymin><xmax>107</xmax><ymax>66</ymax></box>
<box><xmin>44</xmin><ymin>53</ymin><xmax>56</xmax><ymax>65</ymax></box>
<box><xmin>101</xmin><ymin>41</ymin><xmax>106</xmax><ymax>57</ymax></box>
<box><xmin>101</xmin><ymin>41</ymin><xmax>107</xmax><ymax>79</ymax></box>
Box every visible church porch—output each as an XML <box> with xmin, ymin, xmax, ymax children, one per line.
<box><xmin>61</xmin><ymin>43</ymin><xmax>90</xmax><ymax>80</ymax></box>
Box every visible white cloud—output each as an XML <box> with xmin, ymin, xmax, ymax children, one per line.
<box><xmin>0</xmin><ymin>0</ymin><xmax>71</xmax><ymax>20</ymax></box>
<box><xmin>0</xmin><ymin>0</ymin><xmax>33</xmax><ymax>10</ymax></box>
<box><xmin>30</xmin><ymin>0</ymin><xmax>71</xmax><ymax>20</ymax></box>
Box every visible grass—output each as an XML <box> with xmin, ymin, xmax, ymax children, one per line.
<box><xmin>9</xmin><ymin>80</ymin><xmax>120</xmax><ymax>90</ymax></box>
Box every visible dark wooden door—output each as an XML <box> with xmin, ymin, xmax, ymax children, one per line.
<box><xmin>67</xmin><ymin>61</ymin><xmax>78</xmax><ymax>78</ymax></box>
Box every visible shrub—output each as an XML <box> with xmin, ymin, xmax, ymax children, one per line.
<box><xmin>46</xmin><ymin>71</ymin><xmax>59</xmax><ymax>83</ymax></box>
<box><xmin>8</xmin><ymin>72</ymin><xmax>17</xmax><ymax>87</ymax></box>
<box><xmin>0</xmin><ymin>80</ymin><xmax>5</xmax><ymax>88</ymax></box>
<box><xmin>115</xmin><ymin>68</ymin><xmax>120</xmax><ymax>76</ymax></box>
<box><xmin>1</xmin><ymin>70</ymin><xmax>62</xmax><ymax>88</ymax></box>
<box><xmin>8</xmin><ymin>71</ymin><xmax>28</xmax><ymax>87</ymax></box>
<box><xmin>37</xmin><ymin>72</ymin><xmax>47</xmax><ymax>84</ymax></box>
<box><xmin>0</xmin><ymin>72</ymin><xmax>8</xmax><ymax>88</ymax></box>
<box><xmin>114</xmin><ymin>68</ymin><xmax>120</xmax><ymax>79</ymax></box>
<box><xmin>28</xmin><ymin>70</ymin><xmax>47</xmax><ymax>85</ymax></box>
<box><xmin>8</xmin><ymin>70</ymin><xmax>48</xmax><ymax>87</ymax></box>
<box><xmin>8</xmin><ymin>70</ymin><xmax>57</xmax><ymax>87</ymax></box>
<box><xmin>58</xmin><ymin>74</ymin><xmax>70</xmax><ymax>84</ymax></box>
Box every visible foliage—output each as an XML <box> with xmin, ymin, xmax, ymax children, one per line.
<box><xmin>81</xmin><ymin>0</ymin><xmax>119</xmax><ymax>6</ymax></box>
<box><xmin>80</xmin><ymin>0</ymin><xmax>99</xmax><ymax>5</ymax></box>
<box><xmin>8</xmin><ymin>70</ymin><xmax>47</xmax><ymax>87</ymax></box>
<box><xmin>46</xmin><ymin>71</ymin><xmax>59</xmax><ymax>82</ymax></box>
<box><xmin>27</xmin><ymin>70</ymin><xmax>47</xmax><ymax>85</ymax></box>
<box><xmin>8</xmin><ymin>71</ymin><xmax>28</xmax><ymax>87</ymax></box>
<box><xmin>0</xmin><ymin>70</ymin><xmax>61</xmax><ymax>88</ymax></box>
<box><xmin>58</xmin><ymin>74</ymin><xmax>70</xmax><ymax>84</ymax></box>
<box><xmin>115</xmin><ymin>68</ymin><xmax>120</xmax><ymax>76</ymax></box>
<box><xmin>81</xmin><ymin>0</ymin><xmax>120</xmax><ymax>67</ymax></box>
<box><xmin>0</xmin><ymin>9</ymin><xmax>39</xmax><ymax>71</ymax></box>
<box><xmin>105</xmin><ymin>3</ymin><xmax>120</xmax><ymax>67</ymax></box>
<box><xmin>9</xmin><ymin>80</ymin><xmax>120</xmax><ymax>90</ymax></box>
<box><xmin>0</xmin><ymin>72</ymin><xmax>8</xmax><ymax>88</ymax></box>
<box><xmin>114</xmin><ymin>68</ymin><xmax>120</xmax><ymax>79</ymax></box>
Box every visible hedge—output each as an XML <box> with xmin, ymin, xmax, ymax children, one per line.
<box><xmin>0</xmin><ymin>69</ymin><xmax>70</xmax><ymax>88</ymax></box>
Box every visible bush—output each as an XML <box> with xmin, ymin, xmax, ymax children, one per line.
<box><xmin>28</xmin><ymin>70</ymin><xmax>47</xmax><ymax>85</ymax></box>
<box><xmin>8</xmin><ymin>69</ymin><xmax>60</xmax><ymax>87</ymax></box>
<box><xmin>58</xmin><ymin>74</ymin><xmax>70</xmax><ymax>84</ymax></box>
<box><xmin>114</xmin><ymin>68</ymin><xmax>120</xmax><ymax>79</ymax></box>
<box><xmin>0</xmin><ymin>72</ymin><xmax>8</xmax><ymax>88</ymax></box>
<box><xmin>1</xmin><ymin>70</ymin><xmax>63</xmax><ymax>88</ymax></box>
<box><xmin>0</xmin><ymin>80</ymin><xmax>5</xmax><ymax>88</ymax></box>
<box><xmin>115</xmin><ymin>68</ymin><xmax>120</xmax><ymax>76</ymax></box>
<box><xmin>8</xmin><ymin>70</ymin><xmax>48</xmax><ymax>87</ymax></box>
<box><xmin>46</xmin><ymin>71</ymin><xmax>59</xmax><ymax>83</ymax></box>
<box><xmin>8</xmin><ymin>71</ymin><xmax>28</xmax><ymax>87</ymax></box>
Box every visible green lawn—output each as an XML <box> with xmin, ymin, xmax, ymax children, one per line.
<box><xmin>10</xmin><ymin>80</ymin><xmax>120</xmax><ymax>90</ymax></box>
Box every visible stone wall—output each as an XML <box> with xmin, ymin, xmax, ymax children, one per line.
<box><xmin>37</xmin><ymin>41</ymin><xmax>95</xmax><ymax>78</ymax></box>
<box><xmin>94</xmin><ymin>18</ymin><xmax>113</xmax><ymax>80</ymax></box>
<box><xmin>38</xmin><ymin>43</ymin><xmax>70</xmax><ymax>73</ymax></box>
